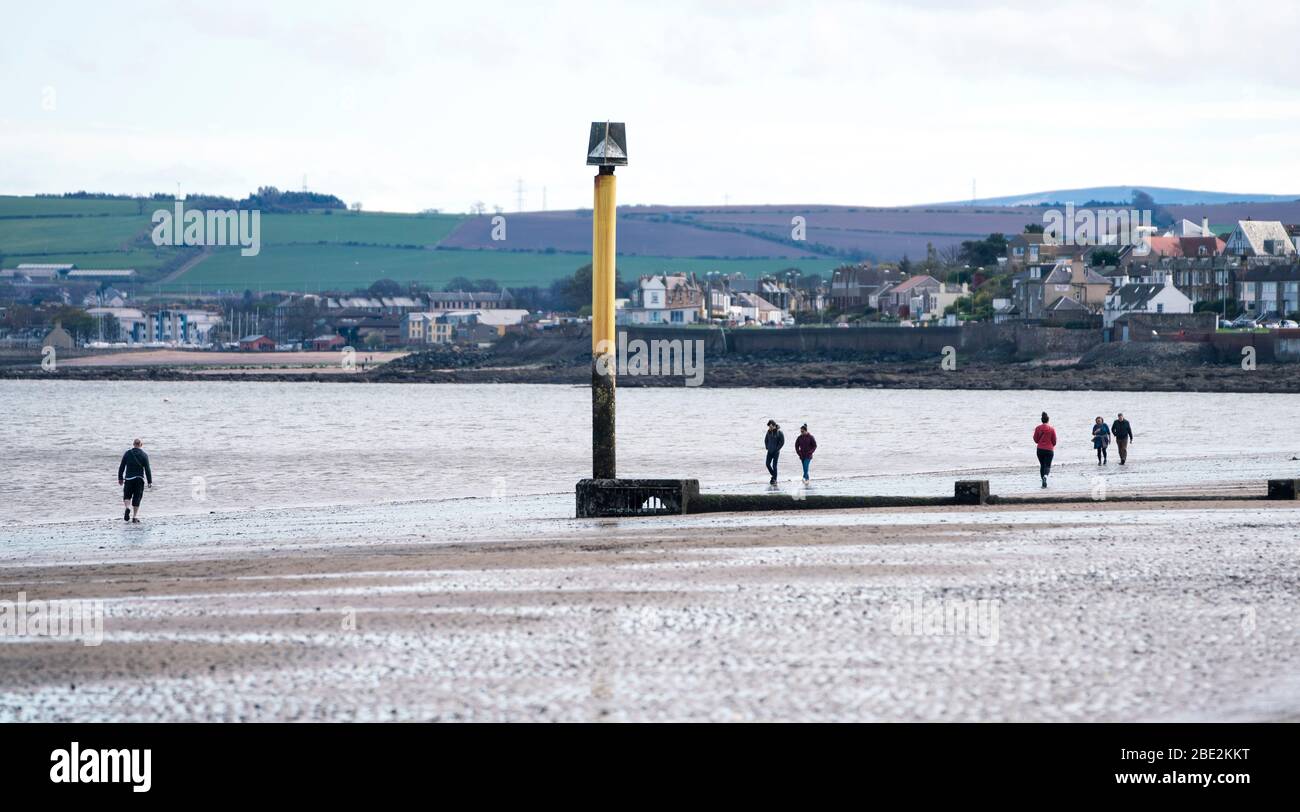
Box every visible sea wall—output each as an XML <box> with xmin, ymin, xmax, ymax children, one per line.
<box><xmin>624</xmin><ymin>325</ymin><xmax>1003</xmax><ymax>358</ymax></box>
<box><xmin>623</xmin><ymin>324</ymin><xmax>1096</xmax><ymax>360</ymax></box>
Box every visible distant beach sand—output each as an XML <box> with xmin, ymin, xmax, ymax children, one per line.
<box><xmin>2</xmin><ymin>499</ymin><xmax>1297</xmax><ymax>722</ymax></box>
<box><xmin>59</xmin><ymin>350</ymin><xmax>408</xmax><ymax>368</ymax></box>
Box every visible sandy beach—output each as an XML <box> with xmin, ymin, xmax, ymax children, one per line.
<box><xmin>4</xmin><ymin>380</ymin><xmax>1299</xmax><ymax>722</ymax></box>
<box><xmin>58</xmin><ymin>350</ymin><xmax>408</xmax><ymax>368</ymax></box>
<box><xmin>2</xmin><ymin>499</ymin><xmax>1297</xmax><ymax>722</ymax></box>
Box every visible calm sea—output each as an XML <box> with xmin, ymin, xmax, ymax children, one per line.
<box><xmin>2</xmin><ymin>380</ymin><xmax>1296</xmax><ymax>544</ymax></box>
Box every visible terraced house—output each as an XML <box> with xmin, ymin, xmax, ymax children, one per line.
<box><xmin>829</xmin><ymin>264</ymin><xmax>903</xmax><ymax>310</ymax></box>
<box><xmin>1236</xmin><ymin>265</ymin><xmax>1300</xmax><ymax>319</ymax></box>
<box><xmin>425</xmin><ymin>289</ymin><xmax>515</xmax><ymax>310</ymax></box>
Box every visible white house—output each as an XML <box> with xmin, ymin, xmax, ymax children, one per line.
<box><xmin>618</xmin><ymin>274</ymin><xmax>703</xmax><ymax>325</ymax></box>
<box><xmin>1103</xmin><ymin>273</ymin><xmax>1194</xmax><ymax>328</ymax></box>
<box><xmin>1167</xmin><ymin>217</ymin><xmax>1214</xmax><ymax>238</ymax></box>
<box><xmin>915</xmin><ymin>281</ymin><xmax>969</xmax><ymax>322</ymax></box>
<box><xmin>730</xmin><ymin>291</ymin><xmax>785</xmax><ymax>325</ymax></box>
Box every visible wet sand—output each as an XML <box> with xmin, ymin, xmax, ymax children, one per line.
<box><xmin>58</xmin><ymin>350</ymin><xmax>407</xmax><ymax>368</ymax></box>
<box><xmin>2</xmin><ymin>499</ymin><xmax>1298</xmax><ymax>722</ymax></box>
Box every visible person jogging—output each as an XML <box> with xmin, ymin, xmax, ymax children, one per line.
<box><xmin>764</xmin><ymin>420</ymin><xmax>785</xmax><ymax>485</ymax></box>
<box><xmin>117</xmin><ymin>439</ymin><xmax>153</xmax><ymax>523</ymax></box>
<box><xmin>1111</xmin><ymin>413</ymin><xmax>1134</xmax><ymax>465</ymax></box>
<box><xmin>1033</xmin><ymin>412</ymin><xmax>1057</xmax><ymax>488</ymax></box>
<box><xmin>794</xmin><ymin>424</ymin><xmax>817</xmax><ymax>484</ymax></box>
<box><xmin>1091</xmin><ymin>416</ymin><xmax>1111</xmax><ymax>465</ymax></box>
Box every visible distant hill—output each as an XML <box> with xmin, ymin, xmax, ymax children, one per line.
<box><xmin>932</xmin><ymin>186</ymin><xmax>1300</xmax><ymax>207</ymax></box>
<box><xmin>5</xmin><ymin>192</ymin><xmax>1300</xmax><ymax>295</ymax></box>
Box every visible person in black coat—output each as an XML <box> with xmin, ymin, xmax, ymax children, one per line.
<box><xmin>117</xmin><ymin>438</ymin><xmax>153</xmax><ymax>523</ymax></box>
<box><xmin>1111</xmin><ymin>413</ymin><xmax>1134</xmax><ymax>465</ymax></box>
<box><xmin>764</xmin><ymin>420</ymin><xmax>785</xmax><ymax>485</ymax></box>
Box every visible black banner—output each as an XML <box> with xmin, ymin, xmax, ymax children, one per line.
<box><xmin>2</xmin><ymin>723</ymin><xmax>1286</xmax><ymax>800</ymax></box>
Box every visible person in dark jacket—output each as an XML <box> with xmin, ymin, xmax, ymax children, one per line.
<box><xmin>1091</xmin><ymin>416</ymin><xmax>1111</xmax><ymax>465</ymax></box>
<box><xmin>1111</xmin><ymin>413</ymin><xmax>1134</xmax><ymax>465</ymax></box>
<box><xmin>794</xmin><ymin>424</ymin><xmax>817</xmax><ymax>483</ymax></box>
<box><xmin>117</xmin><ymin>438</ymin><xmax>153</xmax><ymax>523</ymax></box>
<box><xmin>764</xmin><ymin>420</ymin><xmax>785</xmax><ymax>485</ymax></box>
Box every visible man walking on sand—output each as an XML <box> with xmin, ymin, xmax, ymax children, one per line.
<box><xmin>795</xmin><ymin>423</ymin><xmax>817</xmax><ymax>484</ymax></box>
<box><xmin>1034</xmin><ymin>412</ymin><xmax>1057</xmax><ymax>488</ymax></box>
<box><xmin>764</xmin><ymin>420</ymin><xmax>785</xmax><ymax>485</ymax></box>
<box><xmin>1111</xmin><ymin>413</ymin><xmax>1134</xmax><ymax>465</ymax></box>
<box><xmin>117</xmin><ymin>438</ymin><xmax>153</xmax><ymax>523</ymax></box>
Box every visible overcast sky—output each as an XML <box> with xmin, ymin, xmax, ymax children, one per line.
<box><xmin>3</xmin><ymin>0</ymin><xmax>1299</xmax><ymax>213</ymax></box>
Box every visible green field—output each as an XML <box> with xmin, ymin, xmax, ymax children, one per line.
<box><xmin>162</xmin><ymin>245</ymin><xmax>842</xmax><ymax>292</ymax></box>
<box><xmin>0</xmin><ymin>194</ymin><xmax>845</xmax><ymax>293</ymax></box>
<box><xmin>0</xmin><ymin>215</ymin><xmax>152</xmax><ymax>254</ymax></box>
<box><xmin>0</xmin><ymin>195</ymin><xmax>146</xmax><ymax>217</ymax></box>
<box><xmin>7</xmin><ymin>248</ymin><xmax>186</xmax><ymax>275</ymax></box>
<box><xmin>257</xmin><ymin>212</ymin><xmax>463</xmax><ymax>246</ymax></box>
<box><xmin>0</xmin><ymin>196</ymin><xmax>468</xmax><ymax>282</ymax></box>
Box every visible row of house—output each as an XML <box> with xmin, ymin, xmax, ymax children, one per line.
<box><xmin>0</xmin><ymin>263</ymin><xmax>137</xmax><ymax>282</ymax></box>
<box><xmin>616</xmin><ymin>268</ymin><xmax>972</xmax><ymax>327</ymax></box>
<box><xmin>403</xmin><ymin>308</ymin><xmax>530</xmax><ymax>345</ymax></box>
<box><xmin>1007</xmin><ymin>218</ymin><xmax>1299</xmax><ymax>270</ymax></box>
<box><xmin>996</xmin><ymin>219</ymin><xmax>1300</xmax><ymax>327</ymax></box>
<box><xmin>270</xmin><ymin>290</ymin><xmax>518</xmax><ymax>338</ymax></box>
<box><xmin>89</xmin><ymin>290</ymin><xmax>532</xmax><ymax>351</ymax></box>
<box><xmin>617</xmin><ymin>273</ymin><xmax>801</xmax><ymax>326</ymax></box>
<box><xmin>829</xmin><ymin>264</ymin><xmax>970</xmax><ymax>322</ymax></box>
<box><xmin>1005</xmin><ymin>257</ymin><xmax>1194</xmax><ymax>328</ymax></box>
<box><xmin>1003</xmin><ymin>255</ymin><xmax>1300</xmax><ymax>328</ymax></box>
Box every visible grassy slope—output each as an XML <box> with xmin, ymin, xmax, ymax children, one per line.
<box><xmin>9</xmin><ymin>249</ymin><xmax>180</xmax><ymax>274</ymax></box>
<box><xmin>0</xmin><ymin>196</ymin><xmax>143</xmax><ymax>217</ymax></box>
<box><xmin>0</xmin><ymin>215</ymin><xmax>151</xmax><ymax>254</ymax></box>
<box><xmin>166</xmin><ymin>246</ymin><xmax>834</xmax><ymax>292</ymax></box>
<box><xmin>0</xmin><ymin>197</ymin><xmax>469</xmax><ymax>285</ymax></box>
<box><xmin>1</xmin><ymin>195</ymin><xmax>840</xmax><ymax>292</ymax></box>
<box><xmin>257</xmin><ymin>212</ymin><xmax>462</xmax><ymax>246</ymax></box>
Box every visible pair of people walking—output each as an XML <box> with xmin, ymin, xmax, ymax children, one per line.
<box><xmin>1034</xmin><ymin>412</ymin><xmax>1136</xmax><ymax>487</ymax></box>
<box><xmin>764</xmin><ymin>420</ymin><xmax>817</xmax><ymax>485</ymax></box>
<box><xmin>1091</xmin><ymin>414</ymin><xmax>1136</xmax><ymax>465</ymax></box>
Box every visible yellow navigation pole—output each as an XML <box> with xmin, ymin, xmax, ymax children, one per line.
<box><xmin>587</xmin><ymin>122</ymin><xmax>626</xmax><ymax>480</ymax></box>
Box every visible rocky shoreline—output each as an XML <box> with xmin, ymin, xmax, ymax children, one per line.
<box><xmin>4</xmin><ymin>334</ymin><xmax>1296</xmax><ymax>391</ymax></box>
<box><xmin>4</xmin><ymin>354</ymin><xmax>1298</xmax><ymax>392</ymax></box>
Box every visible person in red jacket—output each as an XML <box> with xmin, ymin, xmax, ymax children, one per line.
<box><xmin>1033</xmin><ymin>412</ymin><xmax>1057</xmax><ymax>489</ymax></box>
<box><xmin>794</xmin><ymin>424</ymin><xmax>817</xmax><ymax>483</ymax></box>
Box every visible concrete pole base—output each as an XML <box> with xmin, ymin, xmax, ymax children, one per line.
<box><xmin>1267</xmin><ymin>479</ymin><xmax>1300</xmax><ymax>500</ymax></box>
